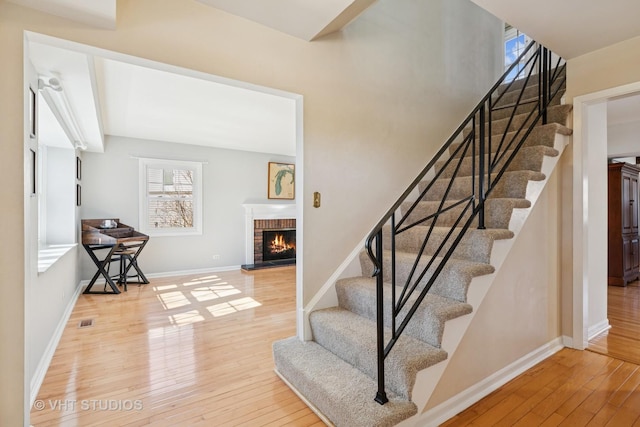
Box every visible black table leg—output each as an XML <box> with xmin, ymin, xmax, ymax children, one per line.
<box><xmin>83</xmin><ymin>244</ymin><xmax>120</xmax><ymax>294</ymax></box>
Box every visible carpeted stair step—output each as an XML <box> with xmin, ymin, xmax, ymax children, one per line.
<box><xmin>492</xmin><ymin>87</ymin><xmax>564</xmax><ymax>116</ymax></box>
<box><xmin>310</xmin><ymin>307</ymin><xmax>448</xmax><ymax>400</ymax></box>
<box><xmin>401</xmin><ymin>197</ymin><xmax>531</xmax><ymax>229</ymax></box>
<box><xmin>492</xmin><ymin>77</ymin><xmax>565</xmax><ymax>108</ymax></box>
<box><xmin>419</xmin><ymin>170</ymin><xmax>546</xmax><ymax>201</ymax></box>
<box><xmin>494</xmin><ymin>82</ymin><xmax>543</xmax><ymax>107</ymax></box>
<box><xmin>336</xmin><ymin>276</ymin><xmax>473</xmax><ymax>347</ymax></box>
<box><xmin>435</xmin><ymin>145</ymin><xmax>559</xmax><ymax>179</ymax></box>
<box><xmin>489</xmin><ymin>94</ymin><xmax>565</xmax><ymax>121</ymax></box>
<box><xmin>384</xmin><ymin>225</ymin><xmax>514</xmax><ymax>264</ymax></box>
<box><xmin>450</xmin><ymin>123</ymin><xmax>571</xmax><ymax>158</ymax></box>
<box><xmin>489</xmin><ymin>102</ymin><xmax>571</xmax><ymax>125</ymax></box>
<box><xmin>359</xmin><ymin>249</ymin><xmax>494</xmax><ymax>302</ymax></box>
<box><xmin>463</xmin><ymin>110</ymin><xmax>537</xmax><ymax>138</ymax></box>
<box><xmin>495</xmin><ymin>66</ymin><xmax>565</xmax><ymax>94</ymax></box>
<box><xmin>273</xmin><ymin>337</ymin><xmax>418</xmax><ymax>427</ymax></box>
<box><xmin>463</xmin><ymin>103</ymin><xmax>572</xmax><ymax>137</ymax></box>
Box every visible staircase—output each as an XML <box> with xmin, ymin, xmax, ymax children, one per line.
<box><xmin>273</xmin><ymin>43</ymin><xmax>572</xmax><ymax>426</ymax></box>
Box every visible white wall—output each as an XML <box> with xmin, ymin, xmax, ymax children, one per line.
<box><xmin>44</xmin><ymin>146</ymin><xmax>76</xmax><ymax>245</ymax></box>
<box><xmin>608</xmin><ymin>121</ymin><xmax>640</xmax><ymax>157</ymax></box>
<box><xmin>29</xmin><ymin>246</ymin><xmax>80</xmax><ymax>396</ymax></box>
<box><xmin>80</xmin><ymin>136</ymin><xmax>294</xmax><ymax>278</ymax></box>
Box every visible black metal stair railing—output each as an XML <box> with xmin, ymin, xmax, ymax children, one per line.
<box><xmin>365</xmin><ymin>41</ymin><xmax>566</xmax><ymax>405</ymax></box>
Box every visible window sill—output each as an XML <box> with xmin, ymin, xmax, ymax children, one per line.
<box><xmin>38</xmin><ymin>243</ymin><xmax>77</xmax><ymax>274</ymax></box>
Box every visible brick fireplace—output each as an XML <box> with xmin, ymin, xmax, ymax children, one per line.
<box><xmin>253</xmin><ymin>219</ymin><xmax>296</xmax><ymax>263</ymax></box>
<box><xmin>242</xmin><ymin>203</ymin><xmax>296</xmax><ymax>267</ymax></box>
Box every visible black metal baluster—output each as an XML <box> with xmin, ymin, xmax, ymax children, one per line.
<box><xmin>391</xmin><ymin>214</ymin><xmax>397</xmax><ymax>339</ymax></box>
<box><xmin>478</xmin><ymin>106</ymin><xmax>486</xmax><ymax>229</ymax></box>
<box><xmin>374</xmin><ymin>229</ymin><xmax>388</xmax><ymax>405</ymax></box>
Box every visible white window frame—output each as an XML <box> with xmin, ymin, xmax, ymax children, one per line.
<box><xmin>504</xmin><ymin>26</ymin><xmax>531</xmax><ymax>82</ymax></box>
<box><xmin>138</xmin><ymin>158</ymin><xmax>203</xmax><ymax>237</ymax></box>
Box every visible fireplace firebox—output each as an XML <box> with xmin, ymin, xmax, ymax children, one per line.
<box><xmin>262</xmin><ymin>229</ymin><xmax>296</xmax><ymax>262</ymax></box>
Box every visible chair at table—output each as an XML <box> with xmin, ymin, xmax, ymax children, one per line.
<box><xmin>105</xmin><ymin>247</ymin><xmax>139</xmax><ymax>292</ymax></box>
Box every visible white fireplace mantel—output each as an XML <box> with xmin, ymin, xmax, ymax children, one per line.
<box><xmin>243</xmin><ymin>203</ymin><xmax>296</xmax><ymax>265</ymax></box>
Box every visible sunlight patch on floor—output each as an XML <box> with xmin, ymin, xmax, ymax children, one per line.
<box><xmin>190</xmin><ymin>287</ymin><xmax>241</xmax><ymax>302</ymax></box>
<box><xmin>157</xmin><ymin>291</ymin><xmax>191</xmax><ymax>309</ymax></box>
<box><xmin>207</xmin><ymin>297</ymin><xmax>261</xmax><ymax>317</ymax></box>
<box><xmin>151</xmin><ymin>275</ymin><xmax>264</xmax><ymax>325</ymax></box>
<box><xmin>169</xmin><ymin>310</ymin><xmax>205</xmax><ymax>326</ymax></box>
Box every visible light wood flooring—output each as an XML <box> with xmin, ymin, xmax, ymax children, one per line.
<box><xmin>588</xmin><ymin>280</ymin><xmax>640</xmax><ymax>365</ymax></box>
<box><xmin>30</xmin><ymin>266</ymin><xmax>322</xmax><ymax>427</ymax></box>
<box><xmin>442</xmin><ymin>281</ymin><xmax>640</xmax><ymax>426</ymax></box>
<box><xmin>32</xmin><ymin>270</ymin><xmax>640</xmax><ymax>426</ymax></box>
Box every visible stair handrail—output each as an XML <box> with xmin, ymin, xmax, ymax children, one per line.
<box><xmin>365</xmin><ymin>41</ymin><xmax>566</xmax><ymax>405</ymax></box>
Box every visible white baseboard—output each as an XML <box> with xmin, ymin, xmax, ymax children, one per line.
<box><xmin>274</xmin><ymin>368</ymin><xmax>335</xmax><ymax>427</ymax></box>
<box><xmin>414</xmin><ymin>337</ymin><xmax>565</xmax><ymax>427</ymax></box>
<box><xmin>561</xmin><ymin>334</ymin><xmax>574</xmax><ymax>348</ymax></box>
<box><xmin>78</xmin><ymin>265</ymin><xmax>242</xmax><ymax>287</ymax></box>
<box><xmin>588</xmin><ymin>319</ymin><xmax>610</xmax><ymax>340</ymax></box>
<box><xmin>30</xmin><ymin>280</ymin><xmax>84</xmax><ymax>407</ymax></box>
<box><xmin>143</xmin><ymin>265</ymin><xmax>242</xmax><ymax>279</ymax></box>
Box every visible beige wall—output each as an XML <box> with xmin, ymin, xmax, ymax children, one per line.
<box><xmin>564</xmin><ymin>35</ymin><xmax>640</xmax><ymax>346</ymax></box>
<box><xmin>0</xmin><ymin>10</ymin><xmax>28</xmax><ymax>426</ymax></box>
<box><xmin>0</xmin><ymin>0</ymin><xmax>502</xmax><ymax>423</ymax></box>
<box><xmin>426</xmin><ymin>161</ymin><xmax>565</xmax><ymax>409</ymax></box>
<box><xmin>565</xmin><ymin>35</ymin><xmax>640</xmax><ymax>102</ymax></box>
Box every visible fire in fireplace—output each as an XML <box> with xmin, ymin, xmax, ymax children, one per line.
<box><xmin>263</xmin><ymin>229</ymin><xmax>296</xmax><ymax>262</ymax></box>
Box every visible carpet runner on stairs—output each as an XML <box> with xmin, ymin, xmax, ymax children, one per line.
<box><xmin>273</xmin><ymin>77</ymin><xmax>572</xmax><ymax>426</ymax></box>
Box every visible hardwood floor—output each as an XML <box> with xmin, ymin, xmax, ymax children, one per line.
<box><xmin>441</xmin><ymin>348</ymin><xmax>640</xmax><ymax>426</ymax></box>
<box><xmin>588</xmin><ymin>280</ymin><xmax>640</xmax><ymax>365</ymax></box>
<box><xmin>30</xmin><ymin>267</ymin><xmax>322</xmax><ymax>427</ymax></box>
<box><xmin>32</xmin><ymin>270</ymin><xmax>640</xmax><ymax>427</ymax></box>
<box><xmin>442</xmin><ymin>281</ymin><xmax>640</xmax><ymax>426</ymax></box>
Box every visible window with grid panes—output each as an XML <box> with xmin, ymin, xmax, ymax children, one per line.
<box><xmin>139</xmin><ymin>158</ymin><xmax>202</xmax><ymax>236</ymax></box>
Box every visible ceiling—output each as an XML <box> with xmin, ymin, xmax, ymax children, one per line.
<box><xmin>469</xmin><ymin>0</ymin><xmax>640</xmax><ymax>60</ymax></box>
<box><xmin>29</xmin><ymin>39</ymin><xmax>299</xmax><ymax>156</ymax></box>
<box><xmin>16</xmin><ymin>0</ymin><xmax>376</xmax><ymax>156</ymax></box>
<box><xmin>15</xmin><ymin>0</ymin><xmax>640</xmax><ymax>156</ymax></box>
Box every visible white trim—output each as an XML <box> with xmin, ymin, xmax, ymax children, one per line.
<box><xmin>562</xmin><ymin>334</ymin><xmax>574</xmax><ymax>348</ymax></box>
<box><xmin>37</xmin><ymin>243</ymin><xmax>76</xmax><ymax>274</ymax></box>
<box><xmin>30</xmin><ymin>280</ymin><xmax>84</xmax><ymax>407</ymax></box>
<box><xmin>571</xmin><ymin>80</ymin><xmax>640</xmax><ymax>350</ymax></box>
<box><xmin>413</xmin><ymin>338</ymin><xmax>564</xmax><ymax>427</ymax></box>
<box><xmin>143</xmin><ymin>265</ymin><xmax>241</xmax><ymax>279</ymax></box>
<box><xmin>588</xmin><ymin>319</ymin><xmax>611</xmax><ymax>340</ymax></box>
<box><xmin>130</xmin><ymin>155</ymin><xmax>209</xmax><ymax>164</ymax></box>
<box><xmin>293</xmin><ymin>96</ymin><xmax>304</xmax><ymax>340</ymax></box>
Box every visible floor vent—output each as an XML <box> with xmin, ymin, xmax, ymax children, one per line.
<box><xmin>78</xmin><ymin>319</ymin><xmax>94</xmax><ymax>328</ymax></box>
